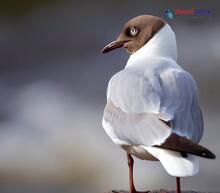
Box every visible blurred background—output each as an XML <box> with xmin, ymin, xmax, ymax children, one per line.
<box><xmin>0</xmin><ymin>0</ymin><xmax>219</xmax><ymax>193</ymax></box>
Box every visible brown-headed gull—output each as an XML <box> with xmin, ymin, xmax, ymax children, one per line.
<box><xmin>101</xmin><ymin>15</ymin><xmax>215</xmax><ymax>193</ymax></box>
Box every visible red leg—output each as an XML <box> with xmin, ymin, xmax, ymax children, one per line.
<box><xmin>176</xmin><ymin>177</ymin><xmax>181</xmax><ymax>193</ymax></box>
<box><xmin>127</xmin><ymin>153</ymin><xmax>136</xmax><ymax>193</ymax></box>
<box><xmin>112</xmin><ymin>153</ymin><xmax>149</xmax><ymax>193</ymax></box>
<box><xmin>127</xmin><ymin>153</ymin><xmax>149</xmax><ymax>193</ymax></box>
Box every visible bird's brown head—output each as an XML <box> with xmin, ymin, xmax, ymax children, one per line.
<box><xmin>102</xmin><ymin>15</ymin><xmax>165</xmax><ymax>54</ymax></box>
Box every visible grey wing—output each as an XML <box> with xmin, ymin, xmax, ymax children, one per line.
<box><xmin>159</xmin><ymin>69</ymin><xmax>204</xmax><ymax>143</ymax></box>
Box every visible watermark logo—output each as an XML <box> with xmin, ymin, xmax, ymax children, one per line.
<box><xmin>163</xmin><ymin>8</ymin><xmax>211</xmax><ymax>19</ymax></box>
<box><xmin>163</xmin><ymin>9</ymin><xmax>174</xmax><ymax>19</ymax></box>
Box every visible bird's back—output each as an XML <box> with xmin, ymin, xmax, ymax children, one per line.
<box><xmin>107</xmin><ymin>57</ymin><xmax>203</xmax><ymax>143</ymax></box>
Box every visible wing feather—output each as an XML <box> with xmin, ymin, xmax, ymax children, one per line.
<box><xmin>103</xmin><ymin>101</ymin><xmax>171</xmax><ymax>146</ymax></box>
<box><xmin>104</xmin><ymin>60</ymin><xmax>203</xmax><ymax>146</ymax></box>
<box><xmin>154</xmin><ymin>133</ymin><xmax>215</xmax><ymax>159</ymax></box>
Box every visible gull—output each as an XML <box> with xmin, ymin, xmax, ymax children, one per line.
<box><xmin>101</xmin><ymin>15</ymin><xmax>215</xmax><ymax>193</ymax></box>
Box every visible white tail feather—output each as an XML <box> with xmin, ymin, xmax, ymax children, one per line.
<box><xmin>143</xmin><ymin>146</ymin><xmax>199</xmax><ymax>177</ymax></box>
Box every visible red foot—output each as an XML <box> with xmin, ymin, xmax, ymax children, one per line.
<box><xmin>111</xmin><ymin>190</ymin><xmax>150</xmax><ymax>193</ymax></box>
<box><xmin>133</xmin><ymin>191</ymin><xmax>150</xmax><ymax>193</ymax></box>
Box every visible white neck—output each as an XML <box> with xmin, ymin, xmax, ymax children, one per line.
<box><xmin>126</xmin><ymin>23</ymin><xmax>177</xmax><ymax>67</ymax></box>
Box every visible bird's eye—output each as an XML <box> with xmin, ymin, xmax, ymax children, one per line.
<box><xmin>129</xmin><ymin>27</ymin><xmax>138</xmax><ymax>36</ymax></box>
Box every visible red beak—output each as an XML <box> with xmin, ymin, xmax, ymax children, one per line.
<box><xmin>102</xmin><ymin>40</ymin><xmax>130</xmax><ymax>54</ymax></box>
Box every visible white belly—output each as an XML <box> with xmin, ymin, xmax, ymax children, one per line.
<box><xmin>102</xmin><ymin>104</ymin><xmax>200</xmax><ymax>177</ymax></box>
<box><xmin>122</xmin><ymin>145</ymin><xmax>158</xmax><ymax>161</ymax></box>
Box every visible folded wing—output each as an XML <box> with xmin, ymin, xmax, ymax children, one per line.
<box><xmin>103</xmin><ymin>101</ymin><xmax>171</xmax><ymax>146</ymax></box>
<box><xmin>104</xmin><ymin>63</ymin><xmax>203</xmax><ymax>146</ymax></box>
